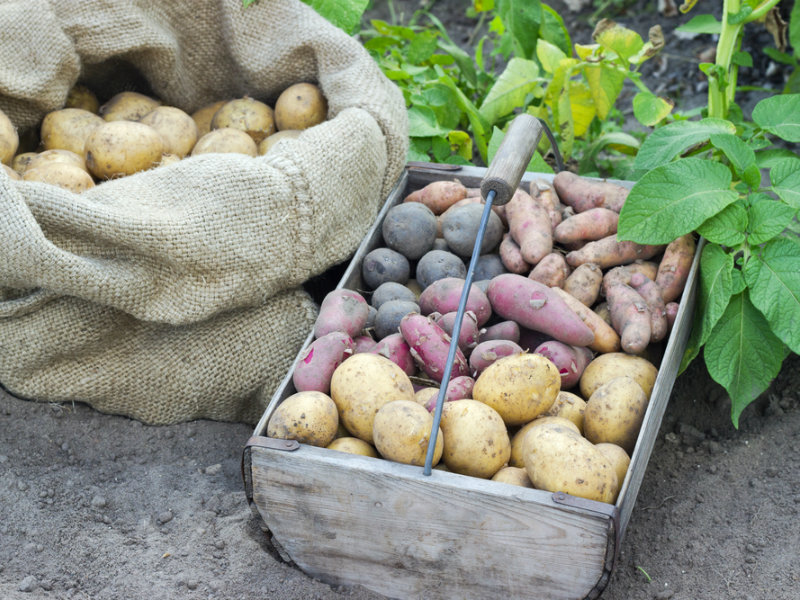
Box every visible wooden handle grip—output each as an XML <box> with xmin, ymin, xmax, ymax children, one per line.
<box><xmin>480</xmin><ymin>114</ymin><xmax>544</xmax><ymax>206</ymax></box>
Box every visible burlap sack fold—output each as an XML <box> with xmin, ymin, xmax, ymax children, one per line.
<box><xmin>0</xmin><ymin>0</ymin><xmax>409</xmax><ymax>424</ymax></box>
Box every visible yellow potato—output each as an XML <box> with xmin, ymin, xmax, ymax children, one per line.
<box><xmin>508</xmin><ymin>416</ymin><xmax>579</xmax><ymax>468</ymax></box>
<box><xmin>543</xmin><ymin>391</ymin><xmax>587</xmax><ymax>433</ymax></box>
<box><xmin>139</xmin><ymin>106</ymin><xmax>199</xmax><ymax>158</ymax></box>
<box><xmin>583</xmin><ymin>375</ymin><xmax>649</xmax><ymax>453</ymax></box>
<box><xmin>40</xmin><ymin>108</ymin><xmax>105</xmax><ymax>155</ymax></box>
<box><xmin>267</xmin><ymin>391</ymin><xmax>339</xmax><ymax>448</ymax></box>
<box><xmin>472</xmin><ymin>353</ymin><xmax>561</xmax><ymax>426</ymax></box>
<box><xmin>326</xmin><ymin>437</ymin><xmax>379</xmax><ymax>458</ymax></box>
<box><xmin>27</xmin><ymin>149</ymin><xmax>88</xmax><ymax>173</ymax></box>
<box><xmin>65</xmin><ymin>84</ymin><xmax>100</xmax><ymax>113</ymax></box>
<box><xmin>257</xmin><ymin>129</ymin><xmax>301</xmax><ymax>155</ymax></box>
<box><xmin>157</xmin><ymin>153</ymin><xmax>182</xmax><ymax>168</ymax></box>
<box><xmin>491</xmin><ymin>466</ymin><xmax>533</xmax><ymax>488</ymax></box>
<box><xmin>190</xmin><ymin>128</ymin><xmax>258</xmax><ymax>157</ymax></box>
<box><xmin>274</xmin><ymin>82</ymin><xmax>327</xmax><ymax>131</ymax></box>
<box><xmin>523</xmin><ymin>422</ymin><xmax>618</xmax><ymax>503</ymax></box>
<box><xmin>3</xmin><ymin>164</ymin><xmax>21</xmax><ymax>180</ymax></box>
<box><xmin>579</xmin><ymin>352</ymin><xmax>658</xmax><ymax>400</ymax></box>
<box><xmin>440</xmin><ymin>399</ymin><xmax>510</xmax><ymax>478</ymax></box>
<box><xmin>372</xmin><ymin>400</ymin><xmax>443</xmax><ymax>467</ymax></box>
<box><xmin>413</xmin><ymin>387</ymin><xmax>438</xmax><ymax>407</ymax></box>
<box><xmin>329</xmin><ymin>353</ymin><xmax>416</xmax><ymax>444</ymax></box>
<box><xmin>211</xmin><ymin>97</ymin><xmax>275</xmax><ymax>143</ymax></box>
<box><xmin>84</xmin><ymin>121</ymin><xmax>164</xmax><ymax>179</ymax></box>
<box><xmin>191</xmin><ymin>100</ymin><xmax>228</xmax><ymax>137</ymax></box>
<box><xmin>595</xmin><ymin>442</ymin><xmax>631</xmax><ymax>498</ymax></box>
<box><xmin>0</xmin><ymin>108</ymin><xmax>19</xmax><ymax>165</ymax></box>
<box><xmin>100</xmin><ymin>91</ymin><xmax>161</xmax><ymax>122</ymax></box>
<box><xmin>12</xmin><ymin>152</ymin><xmax>37</xmax><ymax>176</ymax></box>
<box><xmin>23</xmin><ymin>162</ymin><xmax>95</xmax><ymax>193</ymax></box>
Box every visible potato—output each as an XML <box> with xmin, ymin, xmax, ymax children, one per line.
<box><xmin>139</xmin><ymin>106</ymin><xmax>199</xmax><ymax>158</ymax></box>
<box><xmin>0</xmin><ymin>108</ymin><xmax>19</xmax><ymax>165</ymax></box>
<box><xmin>40</xmin><ymin>108</ymin><xmax>105</xmax><ymax>155</ymax></box>
<box><xmin>191</xmin><ymin>100</ymin><xmax>228</xmax><ymax>137</ymax></box>
<box><xmin>508</xmin><ymin>415</ymin><xmax>579</xmax><ymax>468</ymax></box>
<box><xmin>23</xmin><ymin>162</ymin><xmax>95</xmax><ymax>193</ymax></box>
<box><xmin>374</xmin><ymin>300</ymin><xmax>419</xmax><ymax>340</ymax></box>
<box><xmin>372</xmin><ymin>400</ymin><xmax>443</xmax><ymax>466</ymax></box>
<box><xmin>371</xmin><ymin>281</ymin><xmax>417</xmax><ymax>310</ymax></box>
<box><xmin>579</xmin><ymin>352</ymin><xmax>658</xmax><ymax>400</ymax></box>
<box><xmin>12</xmin><ymin>152</ymin><xmax>37</xmax><ymax>175</ymax></box>
<box><xmin>84</xmin><ymin>121</ymin><xmax>164</xmax><ymax>179</ymax></box>
<box><xmin>543</xmin><ymin>391</ymin><xmax>587</xmax><ymax>433</ymax></box>
<box><xmin>2</xmin><ymin>164</ymin><xmax>21</xmax><ymax>180</ymax></box>
<box><xmin>404</xmin><ymin>180</ymin><xmax>467</xmax><ymax>215</ymax></box>
<box><xmin>414</xmin><ymin>249</ymin><xmax>466</xmax><ymax>289</ymax></box>
<box><xmin>441</xmin><ymin>203</ymin><xmax>504</xmax><ymax>258</ymax></box>
<box><xmin>583</xmin><ymin>375</ymin><xmax>649</xmax><ymax>453</ymax></box>
<box><xmin>440</xmin><ymin>399</ymin><xmax>511</xmax><ymax>478</ymax></box>
<box><xmin>329</xmin><ymin>353</ymin><xmax>416</xmax><ymax>444</ymax></box>
<box><xmin>257</xmin><ymin>129</ymin><xmax>301</xmax><ymax>155</ymax></box>
<box><xmin>326</xmin><ymin>437</ymin><xmax>379</xmax><ymax>458</ymax></box>
<box><xmin>27</xmin><ymin>149</ymin><xmax>88</xmax><ymax>173</ymax></box>
<box><xmin>65</xmin><ymin>84</ymin><xmax>100</xmax><ymax>113</ymax></box>
<box><xmin>381</xmin><ymin>202</ymin><xmax>438</xmax><ymax>260</ymax></box>
<box><xmin>472</xmin><ymin>353</ymin><xmax>560</xmax><ymax>426</ymax></box>
<box><xmin>523</xmin><ymin>422</ymin><xmax>618</xmax><ymax>503</ymax></box>
<box><xmin>157</xmin><ymin>153</ymin><xmax>182</xmax><ymax>168</ymax></box>
<box><xmin>100</xmin><ymin>91</ymin><xmax>161</xmax><ymax>122</ymax></box>
<box><xmin>595</xmin><ymin>442</ymin><xmax>631</xmax><ymax>496</ymax></box>
<box><xmin>190</xmin><ymin>127</ymin><xmax>258</xmax><ymax>157</ymax></box>
<box><xmin>367</xmin><ymin>333</ymin><xmax>416</xmax><ymax>375</ymax></box>
<box><xmin>491</xmin><ymin>466</ymin><xmax>533</xmax><ymax>488</ymax></box>
<box><xmin>361</xmin><ymin>247</ymin><xmax>410</xmax><ymax>289</ymax></box>
<box><xmin>267</xmin><ymin>391</ymin><xmax>339</xmax><ymax>448</ymax></box>
<box><xmin>274</xmin><ymin>82</ymin><xmax>327</xmax><ymax>131</ymax></box>
<box><xmin>212</xmin><ymin>97</ymin><xmax>275</xmax><ymax>143</ymax></box>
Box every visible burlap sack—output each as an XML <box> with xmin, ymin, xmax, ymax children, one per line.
<box><xmin>0</xmin><ymin>0</ymin><xmax>408</xmax><ymax>424</ymax></box>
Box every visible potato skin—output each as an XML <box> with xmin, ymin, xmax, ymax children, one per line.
<box><xmin>583</xmin><ymin>375</ymin><xmax>649</xmax><ymax>453</ymax></box>
<box><xmin>100</xmin><ymin>91</ymin><xmax>161</xmax><ymax>122</ymax></box>
<box><xmin>257</xmin><ymin>129</ymin><xmax>301</xmax><ymax>155</ymax></box>
<box><xmin>84</xmin><ymin>121</ymin><xmax>164</xmax><ymax>179</ymax></box>
<box><xmin>372</xmin><ymin>400</ymin><xmax>443</xmax><ymax>466</ymax></box>
<box><xmin>508</xmin><ymin>416</ymin><xmax>579</xmax><ymax>468</ymax></box>
<box><xmin>382</xmin><ymin>202</ymin><xmax>438</xmax><ymax>260</ymax></box>
<box><xmin>23</xmin><ymin>163</ymin><xmax>95</xmax><ymax>193</ymax></box>
<box><xmin>472</xmin><ymin>353</ymin><xmax>560</xmax><ymax>426</ymax></box>
<box><xmin>274</xmin><ymin>82</ymin><xmax>328</xmax><ymax>131</ymax></box>
<box><xmin>579</xmin><ymin>352</ymin><xmax>658</xmax><ymax>400</ymax></box>
<box><xmin>292</xmin><ymin>331</ymin><xmax>355</xmax><ymax>394</ymax></box>
<box><xmin>314</xmin><ymin>289</ymin><xmax>370</xmax><ymax>339</ymax></box>
<box><xmin>0</xmin><ymin>108</ymin><xmax>19</xmax><ymax>165</ymax></box>
<box><xmin>267</xmin><ymin>391</ymin><xmax>339</xmax><ymax>448</ymax></box>
<box><xmin>326</xmin><ymin>437</ymin><xmax>379</xmax><ymax>458</ymax></box>
<box><xmin>656</xmin><ymin>233</ymin><xmax>697</xmax><ymax>303</ymax></box>
<box><xmin>65</xmin><ymin>84</ymin><xmax>100</xmax><ymax>113</ymax></box>
<box><xmin>3</xmin><ymin>164</ymin><xmax>21</xmax><ymax>180</ymax></box>
<box><xmin>491</xmin><ymin>466</ymin><xmax>533</xmax><ymax>488</ymax></box>
<box><xmin>191</xmin><ymin>100</ymin><xmax>228</xmax><ymax>137</ymax></box>
<box><xmin>330</xmin><ymin>353</ymin><xmax>416</xmax><ymax>444</ymax></box>
<box><xmin>595</xmin><ymin>442</ymin><xmax>631</xmax><ymax>496</ymax></box>
<box><xmin>191</xmin><ymin>127</ymin><xmax>258</xmax><ymax>156</ymax></box>
<box><xmin>543</xmin><ymin>391</ymin><xmax>587</xmax><ymax>433</ymax></box>
<box><xmin>552</xmin><ymin>171</ymin><xmax>629</xmax><ymax>213</ymax></box>
<box><xmin>403</xmin><ymin>180</ymin><xmax>467</xmax><ymax>215</ymax></box>
<box><xmin>40</xmin><ymin>108</ymin><xmax>104</xmax><ymax>156</ymax></box>
<box><xmin>26</xmin><ymin>149</ymin><xmax>87</xmax><ymax>173</ymax></box>
<box><xmin>212</xmin><ymin>97</ymin><xmax>275</xmax><ymax>143</ymax></box>
<box><xmin>440</xmin><ymin>400</ymin><xmax>511</xmax><ymax>478</ymax></box>
<box><xmin>139</xmin><ymin>106</ymin><xmax>199</xmax><ymax>158</ymax></box>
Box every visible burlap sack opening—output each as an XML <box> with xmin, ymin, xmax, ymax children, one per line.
<box><xmin>0</xmin><ymin>0</ymin><xmax>409</xmax><ymax>424</ymax></box>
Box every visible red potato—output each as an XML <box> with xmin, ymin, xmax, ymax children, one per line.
<box><xmin>665</xmin><ymin>302</ymin><xmax>679</xmax><ymax>330</ymax></box>
<box><xmin>656</xmin><ymin>234</ymin><xmax>697</xmax><ymax>303</ymax></box>
<box><xmin>434</xmin><ymin>311</ymin><xmax>481</xmax><ymax>353</ymax></box>
<box><xmin>313</xmin><ymin>289</ymin><xmax>370</xmax><ymax>339</ymax></box>
<box><xmin>505</xmin><ymin>189</ymin><xmax>553</xmax><ymax>265</ymax></box>
<box><xmin>417</xmin><ymin>277</ymin><xmax>492</xmax><ymax>326</ymax></box>
<box><xmin>368</xmin><ymin>332</ymin><xmax>416</xmax><ymax>375</ymax></box>
<box><xmin>533</xmin><ymin>341</ymin><xmax>593</xmax><ymax>390</ymax></box>
<box><xmin>528</xmin><ymin>252</ymin><xmax>570</xmax><ymax>288</ymax></box>
<box><xmin>549</xmin><ymin>287</ymin><xmax>621</xmax><ymax>354</ymax></box>
<box><xmin>399</xmin><ymin>313</ymin><xmax>470</xmax><ymax>383</ymax></box>
<box><xmin>518</xmin><ymin>327</ymin><xmax>550</xmax><ymax>353</ymax></box>
<box><xmin>563</xmin><ymin>263</ymin><xmax>603</xmax><ymax>306</ymax></box>
<box><xmin>566</xmin><ymin>235</ymin><xmax>665</xmax><ymax>269</ymax></box>
<box><xmin>630</xmin><ymin>272</ymin><xmax>669</xmax><ymax>343</ymax></box>
<box><xmin>403</xmin><ymin>180</ymin><xmax>467</xmax><ymax>215</ymax></box>
<box><xmin>499</xmin><ymin>233</ymin><xmax>531</xmax><ymax>274</ymax></box>
<box><xmin>421</xmin><ymin>376</ymin><xmax>476</xmax><ymax>411</ymax></box>
<box><xmin>552</xmin><ymin>171</ymin><xmax>629</xmax><ymax>213</ymax></box>
<box><xmin>553</xmin><ymin>207</ymin><xmax>619</xmax><ymax>245</ymax></box>
<box><xmin>606</xmin><ymin>283</ymin><xmax>652</xmax><ymax>354</ymax></box>
<box><xmin>486</xmin><ymin>274</ymin><xmax>595</xmax><ymax>347</ymax></box>
<box><xmin>468</xmin><ymin>340</ymin><xmax>524</xmax><ymax>376</ymax></box>
<box><xmin>529</xmin><ymin>179</ymin><xmax>564</xmax><ymax>228</ymax></box>
<box><xmin>353</xmin><ymin>335</ymin><xmax>377</xmax><ymax>353</ymax></box>
<box><xmin>292</xmin><ymin>332</ymin><xmax>355</xmax><ymax>394</ymax></box>
<box><xmin>478</xmin><ymin>320</ymin><xmax>520</xmax><ymax>344</ymax></box>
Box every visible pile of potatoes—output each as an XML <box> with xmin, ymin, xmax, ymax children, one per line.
<box><xmin>266</xmin><ymin>174</ymin><xmax>697</xmax><ymax>505</ymax></box>
<box><xmin>0</xmin><ymin>81</ymin><xmax>328</xmax><ymax>191</ymax></box>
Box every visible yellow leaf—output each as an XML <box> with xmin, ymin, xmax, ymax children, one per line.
<box><xmin>568</xmin><ymin>81</ymin><xmax>597</xmax><ymax>137</ymax></box>
<box><xmin>575</xmin><ymin>43</ymin><xmax>600</xmax><ymax>61</ymax></box>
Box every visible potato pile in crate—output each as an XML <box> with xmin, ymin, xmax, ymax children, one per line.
<box><xmin>267</xmin><ymin>173</ymin><xmax>696</xmax><ymax>505</ymax></box>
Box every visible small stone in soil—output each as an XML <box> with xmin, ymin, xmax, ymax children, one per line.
<box><xmin>157</xmin><ymin>511</ymin><xmax>174</xmax><ymax>524</ymax></box>
<box><xmin>18</xmin><ymin>575</ymin><xmax>38</xmax><ymax>592</ymax></box>
<box><xmin>205</xmin><ymin>463</ymin><xmax>222</xmax><ymax>475</ymax></box>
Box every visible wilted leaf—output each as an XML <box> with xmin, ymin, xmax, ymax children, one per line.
<box><xmin>593</xmin><ymin>19</ymin><xmax>644</xmax><ymax>62</ymax></box>
<box><xmin>582</xmin><ymin>63</ymin><xmax>625</xmax><ymax>120</ymax></box>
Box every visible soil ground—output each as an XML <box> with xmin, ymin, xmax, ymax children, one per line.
<box><xmin>2</xmin><ymin>1</ymin><xmax>798</xmax><ymax>599</ymax></box>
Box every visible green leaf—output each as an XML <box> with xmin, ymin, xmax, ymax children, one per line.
<box><xmin>744</xmin><ymin>237</ymin><xmax>800</xmax><ymax>353</ymax></box>
<box><xmin>704</xmin><ymin>291</ymin><xmax>786</xmax><ymax>427</ymax></box>
<box><xmin>582</xmin><ymin>63</ymin><xmax>625</xmax><ymax>120</ymax></box>
<box><xmin>618</xmin><ymin>159</ymin><xmax>740</xmax><ymax>244</ymax></box>
<box><xmin>791</xmin><ymin>0</ymin><xmax>800</xmax><ymax>58</ymax></box>
<box><xmin>747</xmin><ymin>194</ymin><xmax>798</xmax><ymax>245</ymax></box>
<box><xmin>407</xmin><ymin>105</ymin><xmax>449</xmax><ymax>137</ymax></box>
<box><xmin>434</xmin><ymin>66</ymin><xmax>491</xmax><ymax>161</ymax></box>
<box><xmin>488</xmin><ymin>126</ymin><xmax>553</xmax><ymax>173</ymax></box>
<box><xmin>496</xmin><ymin>0</ymin><xmax>543</xmax><ymax>60</ymax></box>
<box><xmin>427</xmin><ymin>14</ymin><xmax>478</xmax><ymax>88</ymax></box>
<box><xmin>540</xmin><ymin>4</ymin><xmax>571</xmax><ymax>56</ymax></box>
<box><xmin>755</xmin><ymin>148</ymin><xmax>799</xmax><ymax>168</ymax></box>
<box><xmin>593</xmin><ymin>20</ymin><xmax>644</xmax><ymax>63</ymax></box>
<box><xmin>478</xmin><ymin>58</ymin><xmax>542</xmax><ymax>124</ymax></box>
<box><xmin>770</xmin><ymin>158</ymin><xmax>800</xmax><ymax>208</ymax></box>
<box><xmin>417</xmin><ymin>84</ymin><xmax>462</xmax><ymax>130</ymax></box>
<box><xmin>680</xmin><ymin>243</ymin><xmax>734</xmax><ymax>372</ymax></box>
<box><xmin>709</xmin><ymin>133</ymin><xmax>756</xmax><ymax>178</ymax></box>
<box><xmin>536</xmin><ymin>39</ymin><xmax>567</xmax><ymax>73</ymax></box>
<box><xmin>299</xmin><ymin>0</ymin><xmax>368</xmax><ymax>34</ymax></box>
<box><xmin>406</xmin><ymin>30</ymin><xmax>440</xmax><ymax>64</ymax></box>
<box><xmin>675</xmin><ymin>14</ymin><xmax>722</xmax><ymax>35</ymax></box>
<box><xmin>732</xmin><ymin>51</ymin><xmax>753</xmax><ymax>67</ymax></box>
<box><xmin>726</xmin><ymin>5</ymin><xmax>753</xmax><ymax>25</ymax></box>
<box><xmin>696</xmin><ymin>202</ymin><xmax>748</xmax><ymax>246</ymax></box>
<box><xmin>447</xmin><ymin>130</ymin><xmax>473</xmax><ymax>161</ymax></box>
<box><xmin>634</xmin><ymin>118</ymin><xmax>736</xmax><ymax>170</ymax></box>
<box><xmin>632</xmin><ymin>92</ymin><xmax>674</xmax><ymax>127</ymax></box>
<box><xmin>752</xmin><ymin>94</ymin><xmax>800</xmax><ymax>142</ymax></box>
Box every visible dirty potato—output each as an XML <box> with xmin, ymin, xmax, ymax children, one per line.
<box><xmin>40</xmin><ymin>108</ymin><xmax>105</xmax><ymax>155</ymax></box>
<box><xmin>27</xmin><ymin>149</ymin><xmax>88</xmax><ymax>173</ymax></box>
<box><xmin>274</xmin><ymin>82</ymin><xmax>327</xmax><ymax>131</ymax></box>
<box><xmin>326</xmin><ymin>437</ymin><xmax>379</xmax><ymax>458</ymax></box>
<box><xmin>140</xmin><ymin>106</ymin><xmax>199</xmax><ymax>157</ymax></box>
<box><xmin>23</xmin><ymin>162</ymin><xmax>95</xmax><ymax>193</ymax></box>
<box><xmin>372</xmin><ymin>400</ymin><xmax>443</xmax><ymax>467</ymax></box>
<box><xmin>583</xmin><ymin>375</ymin><xmax>649</xmax><ymax>454</ymax></box>
<box><xmin>211</xmin><ymin>97</ymin><xmax>275</xmax><ymax>143</ymax></box>
<box><xmin>266</xmin><ymin>391</ymin><xmax>339</xmax><ymax>448</ymax></box>
<box><xmin>65</xmin><ymin>84</ymin><xmax>100</xmax><ymax>113</ymax></box>
<box><xmin>191</xmin><ymin>100</ymin><xmax>228</xmax><ymax>137</ymax></box>
<box><xmin>440</xmin><ymin>399</ymin><xmax>511</xmax><ymax>479</ymax></box>
<box><xmin>3</xmin><ymin>164</ymin><xmax>21</xmax><ymax>180</ymax></box>
<box><xmin>257</xmin><ymin>129</ymin><xmax>301</xmax><ymax>155</ymax></box>
<box><xmin>11</xmin><ymin>152</ymin><xmax>37</xmax><ymax>176</ymax></box>
<box><xmin>191</xmin><ymin>127</ymin><xmax>258</xmax><ymax>157</ymax></box>
<box><xmin>84</xmin><ymin>121</ymin><xmax>164</xmax><ymax>179</ymax></box>
<box><xmin>0</xmin><ymin>108</ymin><xmax>19</xmax><ymax>165</ymax></box>
<box><xmin>100</xmin><ymin>91</ymin><xmax>161</xmax><ymax>122</ymax></box>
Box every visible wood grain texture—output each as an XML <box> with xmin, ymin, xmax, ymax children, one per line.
<box><xmin>480</xmin><ymin>115</ymin><xmax>544</xmax><ymax>206</ymax></box>
<box><xmin>251</xmin><ymin>444</ymin><xmax>610</xmax><ymax>600</ymax></box>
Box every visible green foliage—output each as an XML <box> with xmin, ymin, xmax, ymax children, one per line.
<box><xmin>243</xmin><ymin>0</ymin><xmax>369</xmax><ymax>34</ymax></box>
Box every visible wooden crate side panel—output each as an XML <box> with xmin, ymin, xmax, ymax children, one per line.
<box><xmin>251</xmin><ymin>445</ymin><xmax>611</xmax><ymax>600</ymax></box>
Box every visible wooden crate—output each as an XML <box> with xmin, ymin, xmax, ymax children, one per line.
<box><xmin>242</xmin><ymin>164</ymin><xmax>700</xmax><ymax>600</ymax></box>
